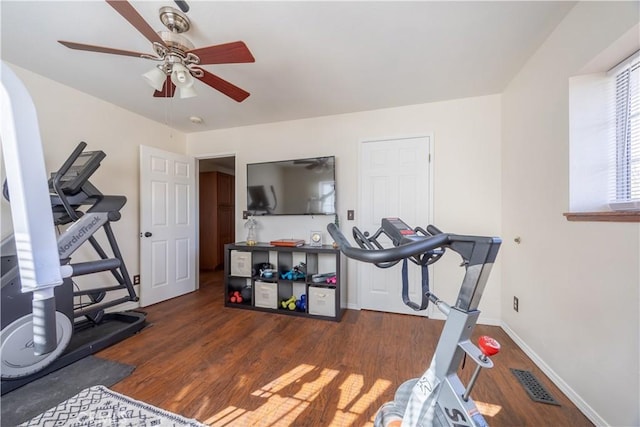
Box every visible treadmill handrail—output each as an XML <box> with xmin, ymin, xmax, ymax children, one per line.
<box><xmin>52</xmin><ymin>141</ymin><xmax>88</xmax><ymax>188</ymax></box>
<box><xmin>51</xmin><ymin>142</ymin><xmax>88</xmax><ymax>221</ymax></box>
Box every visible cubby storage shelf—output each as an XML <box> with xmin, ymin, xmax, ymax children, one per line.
<box><xmin>224</xmin><ymin>242</ymin><xmax>345</xmax><ymax>322</ymax></box>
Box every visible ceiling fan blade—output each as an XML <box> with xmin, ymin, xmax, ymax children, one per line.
<box><xmin>153</xmin><ymin>77</ymin><xmax>176</xmax><ymax>97</ymax></box>
<box><xmin>188</xmin><ymin>41</ymin><xmax>255</xmax><ymax>65</ymax></box>
<box><xmin>193</xmin><ymin>68</ymin><xmax>250</xmax><ymax>102</ymax></box>
<box><xmin>58</xmin><ymin>41</ymin><xmax>151</xmax><ymax>58</ymax></box>
<box><xmin>106</xmin><ymin>0</ymin><xmax>166</xmax><ymax>47</ymax></box>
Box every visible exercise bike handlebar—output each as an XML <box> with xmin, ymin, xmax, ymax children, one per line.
<box><xmin>327</xmin><ymin>223</ymin><xmax>450</xmax><ymax>264</ymax></box>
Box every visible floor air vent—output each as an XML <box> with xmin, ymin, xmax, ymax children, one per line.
<box><xmin>510</xmin><ymin>368</ymin><xmax>560</xmax><ymax>406</ymax></box>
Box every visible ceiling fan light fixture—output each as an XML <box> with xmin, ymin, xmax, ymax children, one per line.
<box><xmin>179</xmin><ymin>85</ymin><xmax>197</xmax><ymax>99</ymax></box>
<box><xmin>171</xmin><ymin>63</ymin><xmax>194</xmax><ymax>89</ymax></box>
<box><xmin>142</xmin><ymin>67</ymin><xmax>167</xmax><ymax>91</ymax></box>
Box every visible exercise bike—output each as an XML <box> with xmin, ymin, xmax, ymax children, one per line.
<box><xmin>327</xmin><ymin>218</ymin><xmax>501</xmax><ymax>427</ymax></box>
<box><xmin>1</xmin><ymin>63</ymin><xmax>145</xmax><ymax>394</ymax></box>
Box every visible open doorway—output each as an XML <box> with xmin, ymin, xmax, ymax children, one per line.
<box><xmin>199</xmin><ymin>156</ymin><xmax>236</xmax><ymax>287</ymax></box>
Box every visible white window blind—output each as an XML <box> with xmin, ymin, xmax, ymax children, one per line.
<box><xmin>609</xmin><ymin>52</ymin><xmax>640</xmax><ymax>209</ymax></box>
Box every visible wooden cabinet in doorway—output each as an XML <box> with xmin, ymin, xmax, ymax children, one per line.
<box><xmin>200</xmin><ymin>172</ymin><xmax>235</xmax><ymax>270</ymax></box>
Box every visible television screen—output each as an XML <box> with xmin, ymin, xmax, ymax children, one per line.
<box><xmin>247</xmin><ymin>156</ymin><xmax>336</xmax><ymax>215</ymax></box>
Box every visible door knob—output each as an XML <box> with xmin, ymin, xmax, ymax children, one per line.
<box><xmin>144</xmin><ymin>232</ymin><xmax>152</xmax><ymax>237</ymax></box>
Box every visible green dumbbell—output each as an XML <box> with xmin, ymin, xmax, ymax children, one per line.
<box><xmin>281</xmin><ymin>295</ymin><xmax>296</xmax><ymax>309</ymax></box>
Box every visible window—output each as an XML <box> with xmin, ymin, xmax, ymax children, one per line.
<box><xmin>566</xmin><ymin>27</ymin><xmax>640</xmax><ymax>221</ymax></box>
<box><xmin>609</xmin><ymin>52</ymin><xmax>640</xmax><ymax>210</ymax></box>
<box><xmin>318</xmin><ymin>181</ymin><xmax>335</xmax><ymax>214</ymax></box>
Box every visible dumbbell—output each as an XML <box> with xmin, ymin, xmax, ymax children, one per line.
<box><xmin>295</xmin><ymin>294</ymin><xmax>307</xmax><ymax>311</ymax></box>
<box><xmin>281</xmin><ymin>295</ymin><xmax>296</xmax><ymax>310</ymax></box>
<box><xmin>229</xmin><ymin>291</ymin><xmax>243</xmax><ymax>304</ymax></box>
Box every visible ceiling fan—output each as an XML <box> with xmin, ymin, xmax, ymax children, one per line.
<box><xmin>58</xmin><ymin>0</ymin><xmax>254</xmax><ymax>101</ymax></box>
<box><xmin>294</xmin><ymin>157</ymin><xmax>332</xmax><ymax>171</ymax></box>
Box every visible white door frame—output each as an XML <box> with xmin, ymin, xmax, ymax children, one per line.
<box><xmin>356</xmin><ymin>135</ymin><xmax>435</xmax><ymax>315</ymax></box>
<box><xmin>195</xmin><ymin>151</ymin><xmax>239</xmax><ymax>264</ymax></box>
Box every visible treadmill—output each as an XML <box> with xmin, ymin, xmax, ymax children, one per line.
<box><xmin>1</xmin><ymin>141</ymin><xmax>146</xmax><ymax>394</ymax></box>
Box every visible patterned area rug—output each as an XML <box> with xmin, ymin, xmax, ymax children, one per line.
<box><xmin>19</xmin><ymin>385</ymin><xmax>206</xmax><ymax>426</ymax></box>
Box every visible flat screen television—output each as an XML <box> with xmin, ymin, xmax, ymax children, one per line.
<box><xmin>246</xmin><ymin>156</ymin><xmax>336</xmax><ymax>215</ymax></box>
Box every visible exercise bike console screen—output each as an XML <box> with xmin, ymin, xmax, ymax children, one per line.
<box><xmin>381</xmin><ymin>217</ymin><xmax>423</xmax><ymax>245</ymax></box>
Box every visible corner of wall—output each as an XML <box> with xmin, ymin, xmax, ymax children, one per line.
<box><xmin>500</xmin><ymin>321</ymin><xmax>606</xmax><ymax>426</ymax></box>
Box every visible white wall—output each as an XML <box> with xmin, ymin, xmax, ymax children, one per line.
<box><xmin>187</xmin><ymin>94</ymin><xmax>503</xmax><ymax>323</ymax></box>
<box><xmin>0</xmin><ymin>64</ymin><xmax>186</xmax><ymax>302</ymax></box>
<box><xmin>569</xmin><ymin>72</ymin><xmax>612</xmax><ymax>212</ymax></box>
<box><xmin>501</xmin><ymin>2</ymin><xmax>639</xmax><ymax>426</ymax></box>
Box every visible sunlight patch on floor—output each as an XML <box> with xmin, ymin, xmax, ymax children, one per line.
<box><xmin>329</xmin><ymin>373</ymin><xmax>391</xmax><ymax>426</ymax></box>
<box><xmin>474</xmin><ymin>400</ymin><xmax>502</xmax><ymax>417</ymax></box>
<box><xmin>203</xmin><ymin>364</ymin><xmax>391</xmax><ymax>426</ymax></box>
<box><xmin>251</xmin><ymin>363</ymin><xmax>319</xmax><ymax>398</ymax></box>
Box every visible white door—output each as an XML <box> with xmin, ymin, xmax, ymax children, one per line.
<box><xmin>139</xmin><ymin>145</ymin><xmax>197</xmax><ymax>306</ymax></box>
<box><xmin>358</xmin><ymin>136</ymin><xmax>432</xmax><ymax>316</ymax></box>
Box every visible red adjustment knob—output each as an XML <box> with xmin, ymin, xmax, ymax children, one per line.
<box><xmin>478</xmin><ymin>335</ymin><xmax>500</xmax><ymax>357</ymax></box>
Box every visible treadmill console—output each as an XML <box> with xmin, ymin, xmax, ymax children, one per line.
<box><xmin>52</xmin><ymin>150</ymin><xmax>105</xmax><ymax>195</ymax></box>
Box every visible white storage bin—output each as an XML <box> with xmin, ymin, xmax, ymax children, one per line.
<box><xmin>308</xmin><ymin>286</ymin><xmax>336</xmax><ymax>317</ymax></box>
<box><xmin>254</xmin><ymin>281</ymin><xmax>278</xmax><ymax>309</ymax></box>
<box><xmin>230</xmin><ymin>250</ymin><xmax>252</xmax><ymax>277</ymax></box>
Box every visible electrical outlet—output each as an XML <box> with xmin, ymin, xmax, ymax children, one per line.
<box><xmin>133</xmin><ymin>275</ymin><xmax>140</xmax><ymax>285</ymax></box>
<box><xmin>513</xmin><ymin>296</ymin><xmax>519</xmax><ymax>312</ymax></box>
<box><xmin>347</xmin><ymin>210</ymin><xmax>354</xmax><ymax>220</ymax></box>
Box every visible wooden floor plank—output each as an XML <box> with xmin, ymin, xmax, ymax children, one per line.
<box><xmin>97</xmin><ymin>271</ymin><xmax>593</xmax><ymax>426</ymax></box>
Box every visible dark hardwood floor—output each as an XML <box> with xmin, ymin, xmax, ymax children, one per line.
<box><xmin>97</xmin><ymin>271</ymin><xmax>593</xmax><ymax>426</ymax></box>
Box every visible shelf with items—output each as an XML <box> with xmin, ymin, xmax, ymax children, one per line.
<box><xmin>224</xmin><ymin>242</ymin><xmax>344</xmax><ymax>321</ymax></box>
<box><xmin>226</xmin><ymin>276</ymin><xmax>253</xmax><ymax>307</ymax></box>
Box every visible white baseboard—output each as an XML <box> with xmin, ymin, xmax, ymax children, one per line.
<box><xmin>345</xmin><ymin>307</ymin><xmax>501</xmax><ymax>326</ymax></box>
<box><xmin>500</xmin><ymin>321</ymin><xmax>607</xmax><ymax>426</ymax></box>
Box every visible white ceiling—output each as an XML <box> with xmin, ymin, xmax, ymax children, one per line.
<box><xmin>1</xmin><ymin>1</ymin><xmax>575</xmax><ymax>133</ymax></box>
